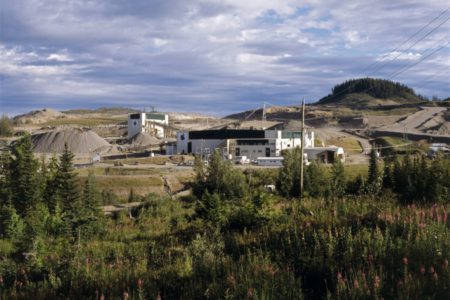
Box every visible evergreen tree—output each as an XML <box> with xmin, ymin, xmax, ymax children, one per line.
<box><xmin>43</xmin><ymin>155</ymin><xmax>59</xmax><ymax>212</ymax></box>
<box><xmin>55</xmin><ymin>143</ymin><xmax>82</xmax><ymax>235</ymax></box>
<box><xmin>277</xmin><ymin>148</ymin><xmax>301</xmax><ymax>198</ymax></box>
<box><xmin>367</xmin><ymin>145</ymin><xmax>382</xmax><ymax>195</ymax></box>
<box><xmin>81</xmin><ymin>171</ymin><xmax>104</xmax><ymax>238</ymax></box>
<box><xmin>305</xmin><ymin>161</ymin><xmax>330</xmax><ymax>198</ymax></box>
<box><xmin>0</xmin><ymin>150</ymin><xmax>12</xmax><ymax>205</ymax></box>
<box><xmin>9</xmin><ymin>135</ymin><xmax>40</xmax><ymax>215</ymax></box>
<box><xmin>331</xmin><ymin>159</ymin><xmax>346</xmax><ymax>198</ymax></box>
<box><xmin>368</xmin><ymin>146</ymin><xmax>379</xmax><ymax>185</ymax></box>
<box><xmin>0</xmin><ymin>114</ymin><xmax>13</xmax><ymax>137</ymax></box>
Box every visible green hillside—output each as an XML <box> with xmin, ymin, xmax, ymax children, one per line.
<box><xmin>318</xmin><ymin>78</ymin><xmax>424</xmax><ymax>106</ymax></box>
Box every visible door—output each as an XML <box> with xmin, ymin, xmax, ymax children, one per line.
<box><xmin>265</xmin><ymin>147</ymin><xmax>270</xmax><ymax>157</ymax></box>
<box><xmin>188</xmin><ymin>142</ymin><xmax>192</xmax><ymax>153</ymax></box>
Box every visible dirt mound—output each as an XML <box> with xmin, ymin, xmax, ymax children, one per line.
<box><xmin>129</xmin><ymin>133</ymin><xmax>160</xmax><ymax>147</ymax></box>
<box><xmin>14</xmin><ymin>108</ymin><xmax>65</xmax><ymax>124</ymax></box>
<box><xmin>32</xmin><ymin>128</ymin><xmax>111</xmax><ymax>153</ymax></box>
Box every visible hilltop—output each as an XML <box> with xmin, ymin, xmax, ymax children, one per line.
<box><xmin>317</xmin><ymin>78</ymin><xmax>424</xmax><ymax>107</ymax></box>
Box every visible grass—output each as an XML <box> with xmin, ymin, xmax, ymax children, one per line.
<box><xmin>326</xmin><ymin>137</ymin><xmax>363</xmax><ymax>154</ymax></box>
<box><xmin>375</xmin><ymin>136</ymin><xmax>429</xmax><ymax>155</ymax></box>
<box><xmin>42</xmin><ymin>116</ymin><xmax>126</xmax><ymax>127</ymax></box>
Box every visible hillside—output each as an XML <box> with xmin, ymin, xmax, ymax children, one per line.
<box><xmin>317</xmin><ymin>78</ymin><xmax>424</xmax><ymax>107</ymax></box>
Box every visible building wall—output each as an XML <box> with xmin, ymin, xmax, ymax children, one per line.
<box><xmin>128</xmin><ymin>113</ymin><xmax>169</xmax><ymax>138</ymax></box>
<box><xmin>175</xmin><ymin>130</ymin><xmax>315</xmax><ymax>160</ymax></box>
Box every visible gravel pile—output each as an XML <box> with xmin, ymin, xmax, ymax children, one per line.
<box><xmin>129</xmin><ymin>133</ymin><xmax>160</xmax><ymax>147</ymax></box>
<box><xmin>32</xmin><ymin>128</ymin><xmax>111</xmax><ymax>153</ymax></box>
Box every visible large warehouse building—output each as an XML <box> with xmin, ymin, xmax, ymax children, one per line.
<box><xmin>169</xmin><ymin>129</ymin><xmax>315</xmax><ymax>160</ymax></box>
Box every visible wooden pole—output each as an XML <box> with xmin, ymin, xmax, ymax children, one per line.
<box><xmin>300</xmin><ymin>98</ymin><xmax>305</xmax><ymax>200</ymax></box>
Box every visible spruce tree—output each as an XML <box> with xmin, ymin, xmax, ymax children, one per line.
<box><xmin>43</xmin><ymin>155</ymin><xmax>60</xmax><ymax>212</ymax></box>
<box><xmin>9</xmin><ymin>135</ymin><xmax>40</xmax><ymax>216</ymax></box>
<box><xmin>331</xmin><ymin>159</ymin><xmax>346</xmax><ymax>198</ymax></box>
<box><xmin>368</xmin><ymin>145</ymin><xmax>379</xmax><ymax>185</ymax></box>
<box><xmin>55</xmin><ymin>143</ymin><xmax>81</xmax><ymax>235</ymax></box>
<box><xmin>81</xmin><ymin>171</ymin><xmax>104</xmax><ymax>238</ymax></box>
<box><xmin>277</xmin><ymin>148</ymin><xmax>301</xmax><ymax>198</ymax></box>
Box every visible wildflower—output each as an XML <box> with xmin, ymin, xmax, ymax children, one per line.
<box><xmin>367</xmin><ymin>254</ymin><xmax>374</xmax><ymax>263</ymax></box>
<box><xmin>353</xmin><ymin>279</ymin><xmax>359</xmax><ymax>289</ymax></box>
<box><xmin>0</xmin><ymin>276</ymin><xmax>3</xmax><ymax>285</ymax></box>
<box><xmin>100</xmin><ymin>294</ymin><xmax>105</xmax><ymax>300</ymax></box>
<box><xmin>429</xmin><ymin>266</ymin><xmax>435</xmax><ymax>274</ymax></box>
<box><xmin>337</xmin><ymin>272</ymin><xmax>343</xmax><ymax>282</ymax></box>
<box><xmin>402</xmin><ymin>257</ymin><xmax>408</xmax><ymax>265</ymax></box>
<box><xmin>374</xmin><ymin>275</ymin><xmax>381</xmax><ymax>288</ymax></box>
<box><xmin>123</xmin><ymin>291</ymin><xmax>129</xmax><ymax>299</ymax></box>
<box><xmin>444</xmin><ymin>259</ymin><xmax>449</xmax><ymax>269</ymax></box>
<box><xmin>418</xmin><ymin>223</ymin><xmax>426</xmax><ymax>229</ymax></box>
<box><xmin>433</xmin><ymin>273</ymin><xmax>439</xmax><ymax>281</ymax></box>
<box><xmin>419</xmin><ymin>266</ymin><xmax>426</xmax><ymax>275</ymax></box>
<box><xmin>156</xmin><ymin>293</ymin><xmax>162</xmax><ymax>300</ymax></box>
<box><xmin>246</xmin><ymin>287</ymin><xmax>254</xmax><ymax>299</ymax></box>
<box><xmin>137</xmin><ymin>278</ymin><xmax>144</xmax><ymax>289</ymax></box>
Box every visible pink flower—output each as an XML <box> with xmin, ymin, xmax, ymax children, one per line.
<box><xmin>429</xmin><ymin>266</ymin><xmax>435</xmax><ymax>274</ymax></box>
<box><xmin>420</xmin><ymin>266</ymin><xmax>426</xmax><ymax>275</ymax></box>
<box><xmin>123</xmin><ymin>291</ymin><xmax>129</xmax><ymax>299</ymax></box>
<box><xmin>337</xmin><ymin>272</ymin><xmax>343</xmax><ymax>282</ymax></box>
<box><xmin>444</xmin><ymin>259</ymin><xmax>449</xmax><ymax>268</ymax></box>
<box><xmin>353</xmin><ymin>279</ymin><xmax>359</xmax><ymax>289</ymax></box>
<box><xmin>402</xmin><ymin>257</ymin><xmax>408</xmax><ymax>265</ymax></box>
<box><xmin>246</xmin><ymin>287</ymin><xmax>254</xmax><ymax>299</ymax></box>
<box><xmin>156</xmin><ymin>293</ymin><xmax>162</xmax><ymax>300</ymax></box>
<box><xmin>374</xmin><ymin>275</ymin><xmax>381</xmax><ymax>288</ymax></box>
<box><xmin>137</xmin><ymin>279</ymin><xmax>144</xmax><ymax>289</ymax></box>
<box><xmin>100</xmin><ymin>294</ymin><xmax>105</xmax><ymax>300</ymax></box>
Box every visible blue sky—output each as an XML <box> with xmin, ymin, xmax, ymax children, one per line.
<box><xmin>0</xmin><ymin>0</ymin><xmax>449</xmax><ymax>116</ymax></box>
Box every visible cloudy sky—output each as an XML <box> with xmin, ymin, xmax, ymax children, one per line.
<box><xmin>1</xmin><ymin>0</ymin><xmax>449</xmax><ymax>116</ymax></box>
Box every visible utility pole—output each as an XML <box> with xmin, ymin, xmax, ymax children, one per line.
<box><xmin>300</xmin><ymin>98</ymin><xmax>305</xmax><ymax>200</ymax></box>
<box><xmin>262</xmin><ymin>102</ymin><xmax>267</xmax><ymax>122</ymax></box>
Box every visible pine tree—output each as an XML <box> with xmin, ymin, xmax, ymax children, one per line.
<box><xmin>43</xmin><ymin>155</ymin><xmax>60</xmax><ymax>212</ymax></box>
<box><xmin>331</xmin><ymin>159</ymin><xmax>346</xmax><ymax>198</ymax></box>
<box><xmin>81</xmin><ymin>171</ymin><xmax>104</xmax><ymax>238</ymax></box>
<box><xmin>0</xmin><ymin>150</ymin><xmax>12</xmax><ymax>205</ymax></box>
<box><xmin>55</xmin><ymin>143</ymin><xmax>81</xmax><ymax>235</ymax></box>
<box><xmin>368</xmin><ymin>146</ymin><xmax>379</xmax><ymax>185</ymax></box>
<box><xmin>9</xmin><ymin>135</ymin><xmax>40</xmax><ymax>216</ymax></box>
<box><xmin>277</xmin><ymin>148</ymin><xmax>301</xmax><ymax>198</ymax></box>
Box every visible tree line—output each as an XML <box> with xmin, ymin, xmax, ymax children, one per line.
<box><xmin>0</xmin><ymin>135</ymin><xmax>104</xmax><ymax>254</ymax></box>
<box><xmin>318</xmin><ymin>78</ymin><xmax>423</xmax><ymax>104</ymax></box>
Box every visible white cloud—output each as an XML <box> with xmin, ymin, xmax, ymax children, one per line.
<box><xmin>1</xmin><ymin>0</ymin><xmax>449</xmax><ymax>114</ymax></box>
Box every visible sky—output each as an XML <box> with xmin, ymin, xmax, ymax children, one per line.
<box><xmin>0</xmin><ymin>0</ymin><xmax>449</xmax><ymax>116</ymax></box>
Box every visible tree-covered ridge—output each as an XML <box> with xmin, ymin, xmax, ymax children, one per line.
<box><xmin>318</xmin><ymin>78</ymin><xmax>423</xmax><ymax>105</ymax></box>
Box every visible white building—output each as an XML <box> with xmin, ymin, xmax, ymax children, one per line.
<box><xmin>173</xmin><ymin>129</ymin><xmax>314</xmax><ymax>160</ymax></box>
<box><xmin>304</xmin><ymin>146</ymin><xmax>345</xmax><ymax>163</ymax></box>
<box><xmin>128</xmin><ymin>112</ymin><xmax>169</xmax><ymax>139</ymax></box>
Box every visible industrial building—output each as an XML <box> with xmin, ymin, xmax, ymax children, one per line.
<box><xmin>168</xmin><ymin>129</ymin><xmax>315</xmax><ymax>160</ymax></box>
<box><xmin>127</xmin><ymin>112</ymin><xmax>169</xmax><ymax>139</ymax></box>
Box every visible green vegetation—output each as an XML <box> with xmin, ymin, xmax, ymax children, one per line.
<box><xmin>0</xmin><ymin>140</ymin><xmax>449</xmax><ymax>299</ymax></box>
<box><xmin>375</xmin><ymin>136</ymin><xmax>428</xmax><ymax>156</ymax></box>
<box><xmin>42</xmin><ymin>116</ymin><xmax>126</xmax><ymax>127</ymax></box>
<box><xmin>318</xmin><ymin>78</ymin><xmax>424</xmax><ymax>106</ymax></box>
<box><xmin>0</xmin><ymin>114</ymin><xmax>14</xmax><ymax>137</ymax></box>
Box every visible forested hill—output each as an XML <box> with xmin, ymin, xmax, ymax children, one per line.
<box><xmin>317</xmin><ymin>78</ymin><xmax>424</xmax><ymax>106</ymax></box>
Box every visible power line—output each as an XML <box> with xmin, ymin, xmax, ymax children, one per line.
<box><xmin>320</xmin><ymin>8</ymin><xmax>450</xmax><ymax>103</ymax></box>
<box><xmin>369</xmin><ymin>16</ymin><xmax>449</xmax><ymax>77</ymax></box>
<box><xmin>361</xmin><ymin>8</ymin><xmax>449</xmax><ymax>75</ymax></box>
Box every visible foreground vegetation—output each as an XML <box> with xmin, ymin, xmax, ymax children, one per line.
<box><xmin>0</xmin><ymin>136</ymin><xmax>449</xmax><ymax>299</ymax></box>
